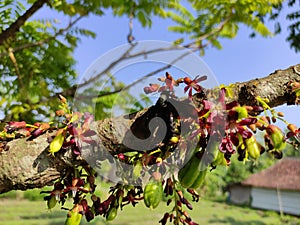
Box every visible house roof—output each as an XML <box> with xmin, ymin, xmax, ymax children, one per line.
<box><xmin>242</xmin><ymin>158</ymin><xmax>300</xmax><ymax>191</ymax></box>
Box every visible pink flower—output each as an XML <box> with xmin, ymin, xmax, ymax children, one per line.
<box><xmin>183</xmin><ymin>75</ymin><xmax>207</xmax><ymax>99</ymax></box>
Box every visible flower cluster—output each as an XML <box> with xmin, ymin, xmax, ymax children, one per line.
<box><xmin>141</xmin><ymin>72</ymin><xmax>300</xmax><ymax>224</ymax></box>
<box><xmin>42</xmin><ymin>166</ymin><xmax>97</xmax><ymax>222</ymax></box>
<box><xmin>2</xmin><ymin>71</ymin><xmax>300</xmax><ymax>225</ymax></box>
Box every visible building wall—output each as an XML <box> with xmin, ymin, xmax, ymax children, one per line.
<box><xmin>251</xmin><ymin>187</ymin><xmax>300</xmax><ymax>216</ymax></box>
<box><xmin>228</xmin><ymin>184</ymin><xmax>251</xmax><ymax>205</ymax></box>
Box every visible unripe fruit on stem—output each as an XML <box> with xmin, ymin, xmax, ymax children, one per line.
<box><xmin>49</xmin><ymin>132</ymin><xmax>64</xmax><ymax>156</ymax></box>
<box><xmin>209</xmin><ymin>141</ymin><xmax>226</xmax><ymax>166</ymax></box>
<box><xmin>245</xmin><ymin>136</ymin><xmax>260</xmax><ymax>160</ymax></box>
<box><xmin>234</xmin><ymin>106</ymin><xmax>248</xmax><ymax>119</ymax></box>
<box><xmin>47</xmin><ymin>196</ymin><xmax>57</xmax><ymax>209</ymax></box>
<box><xmin>83</xmin><ymin>182</ymin><xmax>91</xmax><ymax>192</ymax></box>
<box><xmin>106</xmin><ymin>207</ymin><xmax>117</xmax><ymax>221</ymax></box>
<box><xmin>65</xmin><ymin>205</ymin><xmax>82</xmax><ymax>225</ymax></box>
<box><xmin>212</xmin><ymin>150</ymin><xmax>227</xmax><ymax>166</ymax></box>
<box><xmin>189</xmin><ymin>169</ymin><xmax>207</xmax><ymax>189</ymax></box>
<box><xmin>178</xmin><ymin>151</ymin><xmax>207</xmax><ymax>189</ymax></box>
<box><xmin>133</xmin><ymin>161</ymin><xmax>143</xmax><ymax>180</ymax></box>
<box><xmin>267</xmin><ymin>125</ymin><xmax>286</xmax><ymax>150</ymax></box>
<box><xmin>144</xmin><ymin>179</ymin><xmax>163</xmax><ymax>209</ymax></box>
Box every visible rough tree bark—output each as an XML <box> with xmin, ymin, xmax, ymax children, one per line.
<box><xmin>0</xmin><ymin>63</ymin><xmax>299</xmax><ymax>194</ymax></box>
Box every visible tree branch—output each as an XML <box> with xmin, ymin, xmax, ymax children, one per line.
<box><xmin>232</xmin><ymin>64</ymin><xmax>300</xmax><ymax>108</ymax></box>
<box><xmin>0</xmin><ymin>0</ymin><xmax>49</xmax><ymax>46</ymax></box>
<box><xmin>0</xmin><ymin>63</ymin><xmax>299</xmax><ymax>194</ymax></box>
<box><xmin>0</xmin><ymin>15</ymin><xmax>84</xmax><ymax>58</ymax></box>
<box><xmin>0</xmin><ymin>131</ymin><xmax>61</xmax><ymax>194</ymax></box>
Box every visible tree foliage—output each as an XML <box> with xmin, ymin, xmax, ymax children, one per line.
<box><xmin>1</xmin><ymin>0</ymin><xmax>300</xmax><ymax>122</ymax></box>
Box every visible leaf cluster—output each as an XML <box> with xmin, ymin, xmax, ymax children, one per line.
<box><xmin>167</xmin><ymin>0</ymin><xmax>282</xmax><ymax>51</ymax></box>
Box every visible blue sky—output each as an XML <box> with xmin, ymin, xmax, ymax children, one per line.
<box><xmin>72</xmin><ymin>7</ymin><xmax>299</xmax><ymax>81</ymax></box>
<box><xmin>36</xmin><ymin>4</ymin><xmax>299</xmax><ymax>126</ymax></box>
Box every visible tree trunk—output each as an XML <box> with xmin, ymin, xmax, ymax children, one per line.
<box><xmin>0</xmin><ymin>63</ymin><xmax>299</xmax><ymax>194</ymax></box>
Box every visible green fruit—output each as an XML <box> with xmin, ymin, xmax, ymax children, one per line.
<box><xmin>268</xmin><ymin>125</ymin><xmax>286</xmax><ymax>150</ymax></box>
<box><xmin>178</xmin><ymin>154</ymin><xmax>200</xmax><ymax>188</ymax></box>
<box><xmin>234</xmin><ymin>106</ymin><xmax>248</xmax><ymax>119</ymax></box>
<box><xmin>83</xmin><ymin>182</ymin><xmax>91</xmax><ymax>192</ymax></box>
<box><xmin>209</xmin><ymin>141</ymin><xmax>226</xmax><ymax>167</ymax></box>
<box><xmin>271</xmin><ymin>130</ymin><xmax>285</xmax><ymax>150</ymax></box>
<box><xmin>212</xmin><ymin>150</ymin><xmax>227</xmax><ymax>166</ymax></box>
<box><xmin>65</xmin><ymin>205</ymin><xmax>82</xmax><ymax>225</ymax></box>
<box><xmin>237</xmin><ymin>133</ymin><xmax>243</xmax><ymax>146</ymax></box>
<box><xmin>47</xmin><ymin>196</ymin><xmax>57</xmax><ymax>209</ymax></box>
<box><xmin>178</xmin><ymin>152</ymin><xmax>207</xmax><ymax>189</ymax></box>
<box><xmin>49</xmin><ymin>133</ymin><xmax>64</xmax><ymax>156</ymax></box>
<box><xmin>245</xmin><ymin>136</ymin><xmax>260</xmax><ymax>160</ymax></box>
<box><xmin>208</xmin><ymin>141</ymin><xmax>219</xmax><ymax>163</ymax></box>
<box><xmin>106</xmin><ymin>207</ymin><xmax>117</xmax><ymax>221</ymax></box>
<box><xmin>277</xmin><ymin>141</ymin><xmax>286</xmax><ymax>151</ymax></box>
<box><xmin>133</xmin><ymin>161</ymin><xmax>143</xmax><ymax>180</ymax></box>
<box><xmin>143</xmin><ymin>180</ymin><xmax>163</xmax><ymax>209</ymax></box>
<box><xmin>189</xmin><ymin>169</ymin><xmax>207</xmax><ymax>189</ymax></box>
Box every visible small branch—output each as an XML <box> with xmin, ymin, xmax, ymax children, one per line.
<box><xmin>0</xmin><ymin>16</ymin><xmax>84</xmax><ymax>58</ymax></box>
<box><xmin>74</xmin><ymin>40</ymin><xmax>213</xmax><ymax>100</ymax></box>
<box><xmin>185</xmin><ymin>15</ymin><xmax>232</xmax><ymax>49</ymax></box>
<box><xmin>0</xmin><ymin>0</ymin><xmax>49</xmax><ymax>46</ymax></box>
<box><xmin>7</xmin><ymin>47</ymin><xmax>23</xmax><ymax>89</ymax></box>
<box><xmin>67</xmin><ymin>16</ymin><xmax>231</xmax><ymax>98</ymax></box>
<box><xmin>77</xmin><ymin>43</ymin><xmax>138</xmax><ymax>89</ymax></box>
<box><xmin>75</xmin><ymin>36</ymin><xmax>216</xmax><ymax>101</ymax></box>
<box><xmin>76</xmin><ymin>47</ymin><xmax>200</xmax><ymax>100</ymax></box>
<box><xmin>127</xmin><ymin>3</ymin><xmax>135</xmax><ymax>44</ymax></box>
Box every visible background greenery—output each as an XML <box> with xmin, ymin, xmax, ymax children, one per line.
<box><xmin>1</xmin><ymin>185</ymin><xmax>299</xmax><ymax>225</ymax></box>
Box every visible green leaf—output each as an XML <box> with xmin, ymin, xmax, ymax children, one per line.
<box><xmin>137</xmin><ymin>11</ymin><xmax>148</xmax><ymax>27</ymax></box>
<box><xmin>210</xmin><ymin>39</ymin><xmax>222</xmax><ymax>49</ymax></box>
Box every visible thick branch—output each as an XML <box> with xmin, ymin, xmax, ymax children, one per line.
<box><xmin>0</xmin><ymin>63</ymin><xmax>299</xmax><ymax>193</ymax></box>
<box><xmin>0</xmin><ymin>0</ymin><xmax>48</xmax><ymax>45</ymax></box>
<box><xmin>191</xmin><ymin>64</ymin><xmax>300</xmax><ymax>108</ymax></box>
<box><xmin>231</xmin><ymin>64</ymin><xmax>300</xmax><ymax>107</ymax></box>
<box><xmin>0</xmin><ymin>131</ymin><xmax>67</xmax><ymax>194</ymax></box>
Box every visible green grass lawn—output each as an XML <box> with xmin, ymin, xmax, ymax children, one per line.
<box><xmin>0</xmin><ymin>196</ymin><xmax>299</xmax><ymax>225</ymax></box>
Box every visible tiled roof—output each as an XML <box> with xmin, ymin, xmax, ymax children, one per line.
<box><xmin>242</xmin><ymin>158</ymin><xmax>300</xmax><ymax>191</ymax></box>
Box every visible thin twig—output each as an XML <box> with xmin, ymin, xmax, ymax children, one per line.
<box><xmin>127</xmin><ymin>3</ymin><xmax>135</xmax><ymax>44</ymax></box>
<box><xmin>0</xmin><ymin>16</ymin><xmax>84</xmax><ymax>58</ymax></box>
<box><xmin>76</xmin><ymin>16</ymin><xmax>231</xmax><ymax>91</ymax></box>
<box><xmin>75</xmin><ymin>43</ymin><xmax>217</xmax><ymax>100</ymax></box>
<box><xmin>8</xmin><ymin>47</ymin><xmax>23</xmax><ymax>90</ymax></box>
